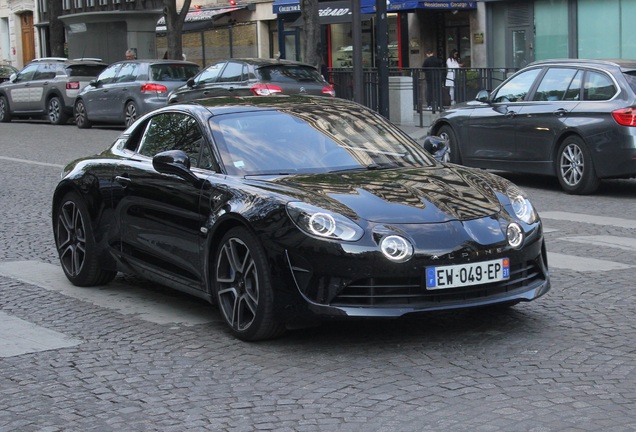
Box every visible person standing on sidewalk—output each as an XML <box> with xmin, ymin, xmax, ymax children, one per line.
<box><xmin>445</xmin><ymin>49</ymin><xmax>462</xmax><ymax>105</ymax></box>
<box><xmin>422</xmin><ymin>49</ymin><xmax>443</xmax><ymax>110</ymax></box>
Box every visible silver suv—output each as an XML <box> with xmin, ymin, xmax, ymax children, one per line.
<box><xmin>0</xmin><ymin>57</ymin><xmax>107</xmax><ymax>125</ymax></box>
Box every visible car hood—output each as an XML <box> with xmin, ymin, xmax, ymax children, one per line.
<box><xmin>259</xmin><ymin>165</ymin><xmax>503</xmax><ymax>224</ymax></box>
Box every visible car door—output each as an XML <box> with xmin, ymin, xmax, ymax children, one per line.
<box><xmin>82</xmin><ymin>63</ymin><xmax>122</xmax><ymax>119</ymax></box>
<box><xmin>179</xmin><ymin>61</ymin><xmax>226</xmax><ymax>102</ymax></box>
<box><xmin>113</xmin><ymin>111</ymin><xmax>213</xmax><ymax>287</ymax></box>
<box><xmin>462</xmin><ymin>67</ymin><xmax>542</xmax><ymax>163</ymax></box>
<box><xmin>107</xmin><ymin>62</ymin><xmax>139</xmax><ymax>122</ymax></box>
<box><xmin>215</xmin><ymin>61</ymin><xmax>250</xmax><ymax>96</ymax></box>
<box><xmin>6</xmin><ymin>63</ymin><xmax>39</xmax><ymax>112</ymax></box>
<box><xmin>514</xmin><ymin>67</ymin><xmax>582</xmax><ymax>165</ymax></box>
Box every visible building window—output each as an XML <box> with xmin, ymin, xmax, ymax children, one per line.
<box><xmin>63</xmin><ymin>0</ymin><xmax>71</xmax><ymax>10</ymax></box>
<box><xmin>534</xmin><ymin>0</ymin><xmax>568</xmax><ymax>60</ymax></box>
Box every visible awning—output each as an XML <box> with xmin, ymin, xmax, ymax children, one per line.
<box><xmin>360</xmin><ymin>0</ymin><xmax>476</xmax><ymax>13</ymax></box>
<box><xmin>156</xmin><ymin>6</ymin><xmax>245</xmax><ymax>32</ymax></box>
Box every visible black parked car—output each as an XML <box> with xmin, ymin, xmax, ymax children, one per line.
<box><xmin>429</xmin><ymin>59</ymin><xmax>636</xmax><ymax>194</ymax></box>
<box><xmin>53</xmin><ymin>96</ymin><xmax>550</xmax><ymax>340</ymax></box>
<box><xmin>167</xmin><ymin>58</ymin><xmax>335</xmax><ymax>104</ymax></box>
<box><xmin>0</xmin><ymin>64</ymin><xmax>18</xmax><ymax>83</ymax></box>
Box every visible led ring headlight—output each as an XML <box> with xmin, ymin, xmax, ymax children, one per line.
<box><xmin>309</xmin><ymin>213</ymin><xmax>336</xmax><ymax>236</ymax></box>
<box><xmin>507</xmin><ymin>223</ymin><xmax>524</xmax><ymax>249</ymax></box>
<box><xmin>380</xmin><ymin>235</ymin><xmax>413</xmax><ymax>262</ymax></box>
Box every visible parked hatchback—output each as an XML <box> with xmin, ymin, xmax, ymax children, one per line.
<box><xmin>0</xmin><ymin>57</ymin><xmax>107</xmax><ymax>125</ymax></box>
<box><xmin>429</xmin><ymin>59</ymin><xmax>636</xmax><ymax>194</ymax></box>
<box><xmin>167</xmin><ymin>58</ymin><xmax>335</xmax><ymax>104</ymax></box>
<box><xmin>74</xmin><ymin>59</ymin><xmax>200</xmax><ymax>128</ymax></box>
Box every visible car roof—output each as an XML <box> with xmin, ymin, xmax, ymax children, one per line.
<box><xmin>527</xmin><ymin>58</ymin><xmax>636</xmax><ymax>71</ymax></box>
<box><xmin>210</xmin><ymin>58</ymin><xmax>317</xmax><ymax>68</ymax></box>
<box><xmin>113</xmin><ymin>59</ymin><xmax>199</xmax><ymax>66</ymax></box>
<box><xmin>29</xmin><ymin>57</ymin><xmax>107</xmax><ymax>66</ymax></box>
<box><xmin>178</xmin><ymin>95</ymin><xmax>363</xmax><ymax>116</ymax></box>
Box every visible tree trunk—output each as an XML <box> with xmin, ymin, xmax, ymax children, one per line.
<box><xmin>47</xmin><ymin>0</ymin><xmax>65</xmax><ymax>57</ymax></box>
<box><xmin>162</xmin><ymin>0</ymin><xmax>191</xmax><ymax>60</ymax></box>
<box><xmin>300</xmin><ymin>0</ymin><xmax>320</xmax><ymax>68</ymax></box>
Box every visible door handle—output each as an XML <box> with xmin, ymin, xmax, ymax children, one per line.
<box><xmin>203</xmin><ymin>91</ymin><xmax>210</xmax><ymax>95</ymax></box>
<box><xmin>115</xmin><ymin>175</ymin><xmax>132</xmax><ymax>187</ymax></box>
<box><xmin>553</xmin><ymin>108</ymin><xmax>568</xmax><ymax>117</ymax></box>
<box><xmin>506</xmin><ymin>111</ymin><xmax>517</xmax><ymax>118</ymax></box>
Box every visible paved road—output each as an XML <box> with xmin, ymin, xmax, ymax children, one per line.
<box><xmin>1</xmin><ymin>121</ymin><xmax>635</xmax><ymax>431</ymax></box>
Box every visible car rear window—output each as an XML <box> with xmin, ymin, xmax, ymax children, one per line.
<box><xmin>257</xmin><ymin>65</ymin><xmax>324</xmax><ymax>83</ymax></box>
<box><xmin>150</xmin><ymin>64</ymin><xmax>200</xmax><ymax>81</ymax></box>
<box><xmin>65</xmin><ymin>64</ymin><xmax>107</xmax><ymax>77</ymax></box>
<box><xmin>623</xmin><ymin>71</ymin><xmax>636</xmax><ymax>93</ymax></box>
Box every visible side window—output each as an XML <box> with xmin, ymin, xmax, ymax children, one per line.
<box><xmin>34</xmin><ymin>63</ymin><xmax>57</xmax><ymax>80</ymax></box>
<box><xmin>116</xmin><ymin>63</ymin><xmax>138</xmax><ymax>83</ymax></box>
<box><xmin>197</xmin><ymin>62</ymin><xmax>224</xmax><ymax>85</ymax></box>
<box><xmin>532</xmin><ymin>68</ymin><xmax>578</xmax><ymax>101</ymax></box>
<box><xmin>97</xmin><ymin>64</ymin><xmax>122</xmax><ymax>85</ymax></box>
<box><xmin>563</xmin><ymin>70</ymin><xmax>583</xmax><ymax>101</ymax></box>
<box><xmin>16</xmin><ymin>64</ymin><xmax>39</xmax><ymax>82</ymax></box>
<box><xmin>583</xmin><ymin>71</ymin><xmax>617</xmax><ymax>101</ymax></box>
<box><xmin>138</xmin><ymin>112</ymin><xmax>205</xmax><ymax>167</ymax></box>
<box><xmin>218</xmin><ymin>62</ymin><xmax>244</xmax><ymax>83</ymax></box>
<box><xmin>492</xmin><ymin>68</ymin><xmax>542</xmax><ymax>103</ymax></box>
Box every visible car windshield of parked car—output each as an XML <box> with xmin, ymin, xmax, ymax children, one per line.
<box><xmin>209</xmin><ymin>108</ymin><xmax>434</xmax><ymax>176</ymax></box>
<box><xmin>257</xmin><ymin>65</ymin><xmax>324</xmax><ymax>83</ymax></box>
<box><xmin>492</xmin><ymin>68</ymin><xmax>541</xmax><ymax>103</ymax></box>
<box><xmin>150</xmin><ymin>64</ymin><xmax>199</xmax><ymax>82</ymax></box>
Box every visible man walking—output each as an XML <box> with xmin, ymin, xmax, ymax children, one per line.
<box><xmin>422</xmin><ymin>49</ymin><xmax>443</xmax><ymax>110</ymax></box>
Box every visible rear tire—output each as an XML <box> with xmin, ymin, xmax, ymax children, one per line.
<box><xmin>0</xmin><ymin>95</ymin><xmax>12</xmax><ymax>122</ymax></box>
<box><xmin>74</xmin><ymin>99</ymin><xmax>93</xmax><ymax>129</ymax></box>
<box><xmin>556</xmin><ymin>136</ymin><xmax>599</xmax><ymax>195</ymax></box>
<box><xmin>48</xmin><ymin>96</ymin><xmax>69</xmax><ymax>125</ymax></box>
<box><xmin>214</xmin><ymin>227</ymin><xmax>286</xmax><ymax>341</ymax></box>
<box><xmin>437</xmin><ymin>125</ymin><xmax>462</xmax><ymax>164</ymax></box>
<box><xmin>124</xmin><ymin>101</ymin><xmax>138</xmax><ymax>127</ymax></box>
<box><xmin>54</xmin><ymin>192</ymin><xmax>116</xmax><ymax>286</ymax></box>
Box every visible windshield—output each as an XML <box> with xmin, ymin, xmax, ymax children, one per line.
<box><xmin>210</xmin><ymin>107</ymin><xmax>435</xmax><ymax>176</ymax></box>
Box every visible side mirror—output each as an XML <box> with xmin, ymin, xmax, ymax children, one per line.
<box><xmin>475</xmin><ymin>90</ymin><xmax>490</xmax><ymax>103</ymax></box>
<box><xmin>152</xmin><ymin>150</ymin><xmax>201</xmax><ymax>186</ymax></box>
<box><xmin>422</xmin><ymin>136</ymin><xmax>450</xmax><ymax>163</ymax></box>
<box><xmin>9</xmin><ymin>73</ymin><xmax>17</xmax><ymax>83</ymax></box>
<box><xmin>186</xmin><ymin>78</ymin><xmax>195</xmax><ymax>88</ymax></box>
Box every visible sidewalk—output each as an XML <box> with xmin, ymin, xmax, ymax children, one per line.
<box><xmin>395</xmin><ymin>110</ymin><xmax>440</xmax><ymax>142</ymax></box>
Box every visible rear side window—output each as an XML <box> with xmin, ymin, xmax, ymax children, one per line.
<box><xmin>624</xmin><ymin>71</ymin><xmax>636</xmax><ymax>93</ymax></box>
<box><xmin>532</xmin><ymin>68</ymin><xmax>578</xmax><ymax>101</ymax></box>
<box><xmin>582</xmin><ymin>71</ymin><xmax>616</xmax><ymax>101</ymax></box>
<box><xmin>257</xmin><ymin>65</ymin><xmax>324</xmax><ymax>83</ymax></box>
<box><xmin>150</xmin><ymin>64</ymin><xmax>199</xmax><ymax>81</ymax></box>
<box><xmin>66</xmin><ymin>64</ymin><xmax>107</xmax><ymax>77</ymax></box>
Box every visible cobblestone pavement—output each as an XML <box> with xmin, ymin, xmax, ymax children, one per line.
<box><xmin>1</xmin><ymin>121</ymin><xmax>635</xmax><ymax>431</ymax></box>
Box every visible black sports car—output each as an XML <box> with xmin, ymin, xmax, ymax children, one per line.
<box><xmin>52</xmin><ymin>96</ymin><xmax>550</xmax><ymax>340</ymax></box>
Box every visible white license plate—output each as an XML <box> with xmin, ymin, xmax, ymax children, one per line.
<box><xmin>426</xmin><ymin>258</ymin><xmax>510</xmax><ymax>290</ymax></box>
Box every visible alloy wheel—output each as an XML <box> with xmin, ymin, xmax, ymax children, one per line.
<box><xmin>48</xmin><ymin>98</ymin><xmax>62</xmax><ymax>123</ymax></box>
<box><xmin>559</xmin><ymin>143</ymin><xmax>584</xmax><ymax>187</ymax></box>
<box><xmin>125</xmin><ymin>103</ymin><xmax>137</xmax><ymax>127</ymax></box>
<box><xmin>216</xmin><ymin>237</ymin><xmax>259</xmax><ymax>332</ymax></box>
<box><xmin>56</xmin><ymin>200</ymin><xmax>87</xmax><ymax>278</ymax></box>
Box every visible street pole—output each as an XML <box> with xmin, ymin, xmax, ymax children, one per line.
<box><xmin>375</xmin><ymin>0</ymin><xmax>389</xmax><ymax>118</ymax></box>
<box><xmin>351</xmin><ymin>0</ymin><xmax>364</xmax><ymax>104</ymax></box>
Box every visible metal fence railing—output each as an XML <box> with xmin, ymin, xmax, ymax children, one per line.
<box><xmin>327</xmin><ymin>67</ymin><xmax>519</xmax><ymax>126</ymax></box>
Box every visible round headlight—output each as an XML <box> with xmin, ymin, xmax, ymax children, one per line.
<box><xmin>506</xmin><ymin>187</ymin><xmax>536</xmax><ymax>224</ymax></box>
<box><xmin>380</xmin><ymin>235</ymin><xmax>413</xmax><ymax>262</ymax></box>
<box><xmin>309</xmin><ymin>213</ymin><xmax>336</xmax><ymax>236</ymax></box>
<box><xmin>507</xmin><ymin>223</ymin><xmax>524</xmax><ymax>248</ymax></box>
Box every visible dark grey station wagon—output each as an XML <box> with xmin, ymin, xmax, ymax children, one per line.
<box><xmin>429</xmin><ymin>59</ymin><xmax>636</xmax><ymax>194</ymax></box>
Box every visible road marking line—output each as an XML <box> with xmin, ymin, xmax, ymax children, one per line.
<box><xmin>0</xmin><ymin>311</ymin><xmax>82</xmax><ymax>358</ymax></box>
<box><xmin>559</xmin><ymin>235</ymin><xmax>636</xmax><ymax>252</ymax></box>
<box><xmin>0</xmin><ymin>156</ymin><xmax>64</xmax><ymax>168</ymax></box>
<box><xmin>541</xmin><ymin>211</ymin><xmax>636</xmax><ymax>229</ymax></box>
<box><xmin>548</xmin><ymin>252</ymin><xmax>633</xmax><ymax>272</ymax></box>
<box><xmin>0</xmin><ymin>261</ymin><xmax>215</xmax><ymax>326</ymax></box>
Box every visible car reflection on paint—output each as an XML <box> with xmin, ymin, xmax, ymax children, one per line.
<box><xmin>52</xmin><ymin>95</ymin><xmax>550</xmax><ymax>340</ymax></box>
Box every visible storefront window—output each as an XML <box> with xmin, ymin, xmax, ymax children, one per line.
<box><xmin>578</xmin><ymin>0</ymin><xmax>620</xmax><ymax>58</ymax></box>
<box><xmin>534</xmin><ymin>0</ymin><xmax>568</xmax><ymax>60</ymax></box>
<box><xmin>331</xmin><ymin>22</ymin><xmax>372</xmax><ymax>68</ymax></box>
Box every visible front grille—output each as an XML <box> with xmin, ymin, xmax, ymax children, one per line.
<box><xmin>331</xmin><ymin>260</ymin><xmax>544</xmax><ymax>307</ymax></box>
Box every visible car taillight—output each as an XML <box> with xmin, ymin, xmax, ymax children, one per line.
<box><xmin>251</xmin><ymin>83</ymin><xmax>283</xmax><ymax>96</ymax></box>
<box><xmin>322</xmin><ymin>85</ymin><xmax>336</xmax><ymax>97</ymax></box>
<box><xmin>66</xmin><ymin>81</ymin><xmax>80</xmax><ymax>90</ymax></box>
<box><xmin>611</xmin><ymin>107</ymin><xmax>636</xmax><ymax>126</ymax></box>
<box><xmin>140</xmin><ymin>83</ymin><xmax>168</xmax><ymax>94</ymax></box>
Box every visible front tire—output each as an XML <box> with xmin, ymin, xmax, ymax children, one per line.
<box><xmin>437</xmin><ymin>125</ymin><xmax>462</xmax><ymax>164</ymax></box>
<box><xmin>556</xmin><ymin>136</ymin><xmax>599</xmax><ymax>195</ymax></box>
<box><xmin>124</xmin><ymin>101</ymin><xmax>138</xmax><ymax>127</ymax></box>
<box><xmin>48</xmin><ymin>96</ymin><xmax>69</xmax><ymax>125</ymax></box>
<box><xmin>0</xmin><ymin>95</ymin><xmax>12</xmax><ymax>122</ymax></box>
<box><xmin>75</xmin><ymin>99</ymin><xmax>92</xmax><ymax>129</ymax></box>
<box><xmin>214</xmin><ymin>227</ymin><xmax>285</xmax><ymax>341</ymax></box>
<box><xmin>54</xmin><ymin>192</ymin><xmax>116</xmax><ymax>286</ymax></box>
